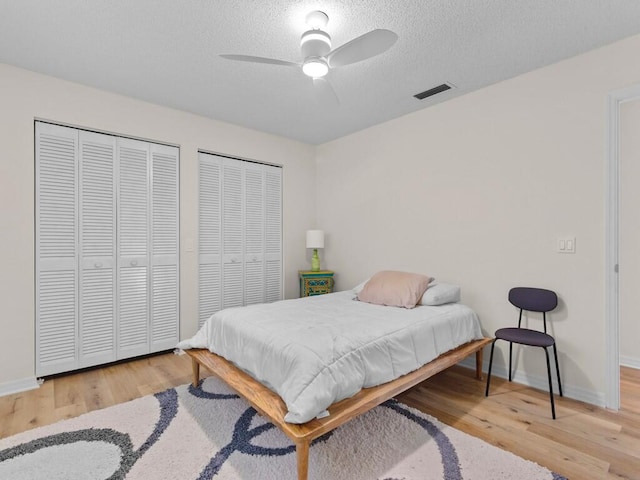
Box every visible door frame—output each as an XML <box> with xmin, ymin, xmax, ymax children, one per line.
<box><xmin>606</xmin><ymin>83</ymin><xmax>640</xmax><ymax>410</ymax></box>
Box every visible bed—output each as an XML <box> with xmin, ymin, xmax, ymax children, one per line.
<box><xmin>179</xmin><ymin>287</ymin><xmax>490</xmax><ymax>480</ymax></box>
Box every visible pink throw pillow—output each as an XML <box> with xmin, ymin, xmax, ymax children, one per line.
<box><xmin>357</xmin><ymin>271</ymin><xmax>433</xmax><ymax>309</ymax></box>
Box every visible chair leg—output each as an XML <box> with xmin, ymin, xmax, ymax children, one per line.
<box><xmin>508</xmin><ymin>341</ymin><xmax>513</xmax><ymax>382</ymax></box>
<box><xmin>485</xmin><ymin>339</ymin><xmax>497</xmax><ymax>397</ymax></box>
<box><xmin>553</xmin><ymin>343</ymin><xmax>563</xmax><ymax>397</ymax></box>
<box><xmin>543</xmin><ymin>347</ymin><xmax>556</xmax><ymax>419</ymax></box>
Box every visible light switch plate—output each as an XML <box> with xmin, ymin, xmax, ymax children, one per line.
<box><xmin>557</xmin><ymin>237</ymin><xmax>576</xmax><ymax>254</ymax></box>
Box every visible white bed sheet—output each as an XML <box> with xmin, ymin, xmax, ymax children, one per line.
<box><xmin>178</xmin><ymin>290</ymin><xmax>483</xmax><ymax>424</ymax></box>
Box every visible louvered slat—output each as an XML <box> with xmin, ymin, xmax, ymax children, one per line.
<box><xmin>118</xmin><ymin>144</ymin><xmax>148</xmax><ymax>257</ymax></box>
<box><xmin>152</xmin><ymin>150</ymin><xmax>178</xmax><ymax>256</ymax></box>
<box><xmin>223</xmin><ymin>262</ymin><xmax>243</xmax><ymax>308</ymax></box>
<box><xmin>199</xmin><ymin>160</ymin><xmax>221</xmax><ymax>256</ymax></box>
<box><xmin>38</xmin><ymin>132</ymin><xmax>76</xmax><ymax>260</ymax></box>
<box><xmin>80</xmin><ymin>135</ymin><xmax>114</xmax><ymax>258</ymax></box>
<box><xmin>118</xmin><ymin>265</ymin><xmax>149</xmax><ymax>355</ymax></box>
<box><xmin>245</xmin><ymin>261</ymin><xmax>264</xmax><ymax>305</ymax></box>
<box><xmin>79</xmin><ymin>268</ymin><xmax>115</xmax><ymax>362</ymax></box>
<box><xmin>199</xmin><ymin>263</ymin><xmax>221</xmax><ymax>326</ymax></box>
<box><xmin>151</xmin><ymin>264</ymin><xmax>178</xmax><ymax>347</ymax></box>
<box><xmin>37</xmin><ymin>270</ymin><xmax>77</xmax><ymax>368</ymax></box>
<box><xmin>223</xmin><ymin>161</ymin><xmax>243</xmax><ymax>255</ymax></box>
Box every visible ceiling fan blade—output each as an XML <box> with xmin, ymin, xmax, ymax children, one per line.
<box><xmin>327</xmin><ymin>29</ymin><xmax>398</xmax><ymax>68</ymax></box>
<box><xmin>220</xmin><ymin>54</ymin><xmax>299</xmax><ymax>67</ymax></box>
<box><xmin>313</xmin><ymin>77</ymin><xmax>339</xmax><ymax>106</ymax></box>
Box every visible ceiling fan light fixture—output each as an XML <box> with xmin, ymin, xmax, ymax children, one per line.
<box><xmin>302</xmin><ymin>57</ymin><xmax>329</xmax><ymax>78</ymax></box>
<box><xmin>301</xmin><ymin>29</ymin><xmax>331</xmax><ymax>58</ymax></box>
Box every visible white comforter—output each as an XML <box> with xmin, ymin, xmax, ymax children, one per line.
<box><xmin>177</xmin><ymin>290</ymin><xmax>483</xmax><ymax>424</ymax></box>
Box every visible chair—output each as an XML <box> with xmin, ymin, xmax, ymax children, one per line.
<box><xmin>485</xmin><ymin>287</ymin><xmax>563</xmax><ymax>419</ymax></box>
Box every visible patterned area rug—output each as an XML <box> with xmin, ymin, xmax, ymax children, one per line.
<box><xmin>0</xmin><ymin>376</ymin><xmax>567</xmax><ymax>479</ymax></box>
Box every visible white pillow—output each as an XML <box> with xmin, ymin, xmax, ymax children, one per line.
<box><xmin>419</xmin><ymin>283</ymin><xmax>460</xmax><ymax>306</ymax></box>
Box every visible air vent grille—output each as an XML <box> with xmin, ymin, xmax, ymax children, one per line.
<box><xmin>414</xmin><ymin>83</ymin><xmax>452</xmax><ymax>100</ymax></box>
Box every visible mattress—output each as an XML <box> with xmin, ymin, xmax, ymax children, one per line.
<box><xmin>177</xmin><ymin>290</ymin><xmax>483</xmax><ymax>424</ymax></box>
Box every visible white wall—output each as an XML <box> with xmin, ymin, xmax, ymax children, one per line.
<box><xmin>316</xmin><ymin>33</ymin><xmax>640</xmax><ymax>404</ymax></box>
<box><xmin>620</xmin><ymin>99</ymin><xmax>640</xmax><ymax>369</ymax></box>
<box><xmin>0</xmin><ymin>63</ymin><xmax>316</xmax><ymax>388</ymax></box>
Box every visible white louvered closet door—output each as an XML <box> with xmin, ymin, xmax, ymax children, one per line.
<box><xmin>78</xmin><ymin>131</ymin><xmax>117</xmax><ymax>368</ymax></box>
<box><xmin>222</xmin><ymin>158</ymin><xmax>244</xmax><ymax>309</ymax></box>
<box><xmin>244</xmin><ymin>162</ymin><xmax>265</xmax><ymax>305</ymax></box>
<box><xmin>198</xmin><ymin>152</ymin><xmax>283</xmax><ymax>325</ymax></box>
<box><xmin>117</xmin><ymin>138</ymin><xmax>150</xmax><ymax>359</ymax></box>
<box><xmin>264</xmin><ymin>165</ymin><xmax>283</xmax><ymax>303</ymax></box>
<box><xmin>198</xmin><ymin>153</ymin><xmax>222</xmax><ymax>327</ymax></box>
<box><xmin>35</xmin><ymin>123</ymin><xmax>79</xmax><ymax>376</ymax></box>
<box><xmin>150</xmin><ymin>144</ymin><xmax>179</xmax><ymax>351</ymax></box>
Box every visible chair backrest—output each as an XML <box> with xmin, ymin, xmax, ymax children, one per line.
<box><xmin>509</xmin><ymin>287</ymin><xmax>557</xmax><ymax>333</ymax></box>
<box><xmin>508</xmin><ymin>287</ymin><xmax>557</xmax><ymax>313</ymax></box>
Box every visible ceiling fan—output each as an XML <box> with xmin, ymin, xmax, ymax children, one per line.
<box><xmin>220</xmin><ymin>11</ymin><xmax>398</xmax><ymax>104</ymax></box>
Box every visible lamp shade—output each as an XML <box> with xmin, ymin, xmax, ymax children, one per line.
<box><xmin>306</xmin><ymin>230</ymin><xmax>325</xmax><ymax>249</ymax></box>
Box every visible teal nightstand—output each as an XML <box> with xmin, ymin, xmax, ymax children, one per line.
<box><xmin>299</xmin><ymin>270</ymin><xmax>334</xmax><ymax>297</ymax></box>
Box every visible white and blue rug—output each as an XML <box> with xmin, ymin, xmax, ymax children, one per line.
<box><xmin>0</xmin><ymin>376</ymin><xmax>567</xmax><ymax>479</ymax></box>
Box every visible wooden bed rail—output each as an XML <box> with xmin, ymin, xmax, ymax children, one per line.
<box><xmin>187</xmin><ymin>337</ymin><xmax>492</xmax><ymax>480</ymax></box>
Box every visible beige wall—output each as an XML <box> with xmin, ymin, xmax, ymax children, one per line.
<box><xmin>0</xmin><ymin>63</ymin><xmax>316</xmax><ymax>386</ymax></box>
<box><xmin>620</xmin><ymin>99</ymin><xmax>640</xmax><ymax>367</ymax></box>
<box><xmin>316</xmin><ymin>34</ymin><xmax>640</xmax><ymax>403</ymax></box>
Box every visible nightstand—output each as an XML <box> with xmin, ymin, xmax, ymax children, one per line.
<box><xmin>299</xmin><ymin>270</ymin><xmax>334</xmax><ymax>297</ymax></box>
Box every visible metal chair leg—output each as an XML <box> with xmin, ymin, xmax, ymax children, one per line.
<box><xmin>552</xmin><ymin>343</ymin><xmax>563</xmax><ymax>397</ymax></box>
<box><xmin>485</xmin><ymin>339</ymin><xmax>497</xmax><ymax>397</ymax></box>
<box><xmin>544</xmin><ymin>347</ymin><xmax>556</xmax><ymax>419</ymax></box>
<box><xmin>508</xmin><ymin>341</ymin><xmax>513</xmax><ymax>382</ymax></box>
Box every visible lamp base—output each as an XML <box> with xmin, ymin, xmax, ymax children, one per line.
<box><xmin>311</xmin><ymin>249</ymin><xmax>320</xmax><ymax>272</ymax></box>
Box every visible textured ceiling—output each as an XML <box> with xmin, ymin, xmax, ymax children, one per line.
<box><xmin>2</xmin><ymin>1</ymin><xmax>640</xmax><ymax>144</ymax></box>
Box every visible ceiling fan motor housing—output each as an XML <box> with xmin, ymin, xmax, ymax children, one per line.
<box><xmin>301</xmin><ymin>29</ymin><xmax>331</xmax><ymax>58</ymax></box>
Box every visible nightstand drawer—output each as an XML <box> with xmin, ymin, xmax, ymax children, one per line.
<box><xmin>299</xmin><ymin>270</ymin><xmax>334</xmax><ymax>297</ymax></box>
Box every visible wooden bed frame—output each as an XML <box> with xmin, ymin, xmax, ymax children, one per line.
<box><xmin>187</xmin><ymin>336</ymin><xmax>492</xmax><ymax>480</ymax></box>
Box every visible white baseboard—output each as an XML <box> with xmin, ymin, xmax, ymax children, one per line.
<box><xmin>620</xmin><ymin>355</ymin><xmax>640</xmax><ymax>370</ymax></box>
<box><xmin>0</xmin><ymin>376</ymin><xmax>40</xmax><ymax>397</ymax></box>
<box><xmin>457</xmin><ymin>357</ymin><xmax>606</xmax><ymax>408</ymax></box>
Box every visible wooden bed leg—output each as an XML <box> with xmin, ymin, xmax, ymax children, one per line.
<box><xmin>192</xmin><ymin>357</ymin><xmax>200</xmax><ymax>387</ymax></box>
<box><xmin>475</xmin><ymin>348</ymin><xmax>484</xmax><ymax>380</ymax></box>
<box><xmin>295</xmin><ymin>440</ymin><xmax>309</xmax><ymax>480</ymax></box>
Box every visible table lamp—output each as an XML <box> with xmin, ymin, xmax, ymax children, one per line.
<box><xmin>306</xmin><ymin>230</ymin><xmax>324</xmax><ymax>272</ymax></box>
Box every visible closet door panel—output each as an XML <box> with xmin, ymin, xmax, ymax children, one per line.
<box><xmin>244</xmin><ymin>163</ymin><xmax>264</xmax><ymax>305</ymax></box>
<box><xmin>265</xmin><ymin>165</ymin><xmax>283</xmax><ymax>303</ymax></box>
<box><xmin>222</xmin><ymin>159</ymin><xmax>244</xmax><ymax>309</ymax></box>
<box><xmin>35</xmin><ymin>123</ymin><xmax>79</xmax><ymax>376</ymax></box>
<box><xmin>78</xmin><ymin>131</ymin><xmax>116</xmax><ymax>367</ymax></box>
<box><xmin>199</xmin><ymin>154</ymin><xmax>222</xmax><ymax>326</ymax></box>
<box><xmin>150</xmin><ymin>144</ymin><xmax>179</xmax><ymax>351</ymax></box>
<box><xmin>117</xmin><ymin>138</ymin><xmax>149</xmax><ymax>359</ymax></box>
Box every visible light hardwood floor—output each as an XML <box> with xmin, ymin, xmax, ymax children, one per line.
<box><xmin>1</xmin><ymin>354</ymin><xmax>638</xmax><ymax>479</ymax></box>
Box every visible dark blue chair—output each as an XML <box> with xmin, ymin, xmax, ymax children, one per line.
<box><xmin>485</xmin><ymin>287</ymin><xmax>563</xmax><ymax>419</ymax></box>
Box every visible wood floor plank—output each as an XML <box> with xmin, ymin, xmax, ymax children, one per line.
<box><xmin>1</xmin><ymin>353</ymin><xmax>638</xmax><ymax>480</ymax></box>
